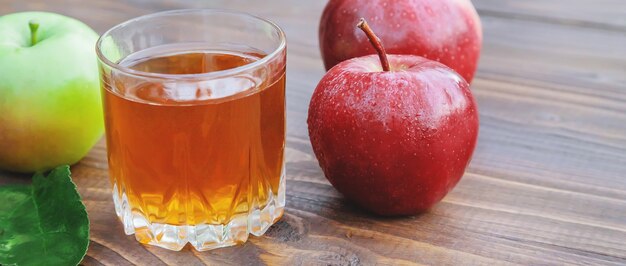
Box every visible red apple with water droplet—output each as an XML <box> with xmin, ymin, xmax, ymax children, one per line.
<box><xmin>308</xmin><ymin>19</ymin><xmax>479</xmax><ymax>215</ymax></box>
<box><xmin>319</xmin><ymin>0</ymin><xmax>482</xmax><ymax>83</ymax></box>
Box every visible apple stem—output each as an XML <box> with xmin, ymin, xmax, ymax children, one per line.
<box><xmin>357</xmin><ymin>18</ymin><xmax>390</xmax><ymax>72</ymax></box>
<box><xmin>29</xmin><ymin>20</ymin><xmax>39</xmax><ymax>46</ymax></box>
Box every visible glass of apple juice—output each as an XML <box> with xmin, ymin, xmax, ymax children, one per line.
<box><xmin>95</xmin><ymin>9</ymin><xmax>286</xmax><ymax>251</ymax></box>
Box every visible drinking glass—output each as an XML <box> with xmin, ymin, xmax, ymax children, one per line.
<box><xmin>96</xmin><ymin>9</ymin><xmax>286</xmax><ymax>251</ymax></box>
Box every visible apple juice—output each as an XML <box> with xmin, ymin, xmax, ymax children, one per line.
<box><xmin>101</xmin><ymin>47</ymin><xmax>286</xmax><ymax>229</ymax></box>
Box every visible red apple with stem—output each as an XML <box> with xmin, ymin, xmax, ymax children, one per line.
<box><xmin>319</xmin><ymin>0</ymin><xmax>482</xmax><ymax>83</ymax></box>
<box><xmin>308</xmin><ymin>18</ymin><xmax>479</xmax><ymax>215</ymax></box>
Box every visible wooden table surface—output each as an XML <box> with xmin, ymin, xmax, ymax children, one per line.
<box><xmin>1</xmin><ymin>0</ymin><xmax>626</xmax><ymax>265</ymax></box>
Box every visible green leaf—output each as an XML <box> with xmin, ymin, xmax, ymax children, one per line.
<box><xmin>0</xmin><ymin>165</ymin><xmax>89</xmax><ymax>266</ymax></box>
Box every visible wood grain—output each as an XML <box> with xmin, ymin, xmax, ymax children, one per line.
<box><xmin>1</xmin><ymin>0</ymin><xmax>625</xmax><ymax>265</ymax></box>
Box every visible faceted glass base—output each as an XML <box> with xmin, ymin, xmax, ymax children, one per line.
<box><xmin>111</xmin><ymin>174</ymin><xmax>285</xmax><ymax>251</ymax></box>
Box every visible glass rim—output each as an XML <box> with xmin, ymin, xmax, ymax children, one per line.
<box><xmin>95</xmin><ymin>8</ymin><xmax>286</xmax><ymax>81</ymax></box>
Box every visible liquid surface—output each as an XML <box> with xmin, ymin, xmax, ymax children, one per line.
<box><xmin>102</xmin><ymin>49</ymin><xmax>286</xmax><ymax>226</ymax></box>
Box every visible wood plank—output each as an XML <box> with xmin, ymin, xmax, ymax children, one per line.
<box><xmin>474</xmin><ymin>0</ymin><xmax>626</xmax><ymax>30</ymax></box>
<box><xmin>478</xmin><ymin>15</ymin><xmax>626</xmax><ymax>99</ymax></box>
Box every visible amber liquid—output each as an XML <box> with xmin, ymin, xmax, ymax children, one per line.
<box><xmin>102</xmin><ymin>49</ymin><xmax>285</xmax><ymax>226</ymax></box>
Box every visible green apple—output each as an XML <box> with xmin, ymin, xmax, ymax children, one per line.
<box><xmin>0</xmin><ymin>12</ymin><xmax>103</xmax><ymax>173</ymax></box>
